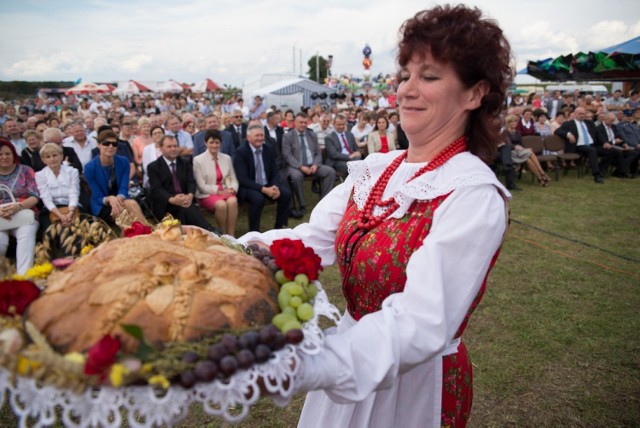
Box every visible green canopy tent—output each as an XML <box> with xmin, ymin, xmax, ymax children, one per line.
<box><xmin>527</xmin><ymin>36</ymin><xmax>640</xmax><ymax>81</ymax></box>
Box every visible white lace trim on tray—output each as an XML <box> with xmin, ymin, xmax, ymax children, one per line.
<box><xmin>0</xmin><ymin>282</ymin><xmax>341</xmax><ymax>427</ymax></box>
<box><xmin>348</xmin><ymin>151</ymin><xmax>509</xmax><ymax>218</ymax></box>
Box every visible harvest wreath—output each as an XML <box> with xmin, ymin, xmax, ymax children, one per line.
<box><xmin>0</xmin><ymin>220</ymin><xmax>339</xmax><ymax>425</ymax></box>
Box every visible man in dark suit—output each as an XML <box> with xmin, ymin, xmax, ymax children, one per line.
<box><xmin>324</xmin><ymin>114</ymin><xmax>361</xmax><ymax>175</ymax></box>
<box><xmin>147</xmin><ymin>135</ymin><xmax>216</xmax><ymax>231</ymax></box>
<box><xmin>193</xmin><ymin>113</ymin><xmax>234</xmax><ymax>157</ymax></box>
<box><xmin>233</xmin><ymin>125</ymin><xmax>291</xmax><ymax>232</ymax></box>
<box><xmin>225</xmin><ymin>109</ymin><xmax>248</xmax><ymax>149</ymax></box>
<box><xmin>555</xmin><ymin>107</ymin><xmax>607</xmax><ymax>183</ymax></box>
<box><xmin>263</xmin><ymin>110</ymin><xmax>285</xmax><ymax>172</ymax></box>
<box><xmin>595</xmin><ymin>112</ymin><xmax>638</xmax><ymax>178</ymax></box>
<box><xmin>282</xmin><ymin>112</ymin><xmax>336</xmax><ymax>215</ymax></box>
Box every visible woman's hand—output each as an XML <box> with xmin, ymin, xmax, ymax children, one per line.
<box><xmin>0</xmin><ymin>203</ymin><xmax>21</xmax><ymax>219</ymax></box>
<box><xmin>108</xmin><ymin>196</ymin><xmax>125</xmax><ymax>218</ymax></box>
<box><xmin>219</xmin><ymin>188</ymin><xmax>235</xmax><ymax>197</ymax></box>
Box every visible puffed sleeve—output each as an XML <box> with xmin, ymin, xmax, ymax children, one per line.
<box><xmin>296</xmin><ymin>184</ymin><xmax>507</xmax><ymax>402</ymax></box>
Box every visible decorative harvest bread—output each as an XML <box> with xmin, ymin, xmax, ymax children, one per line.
<box><xmin>27</xmin><ymin>227</ymin><xmax>279</xmax><ymax>353</ymax></box>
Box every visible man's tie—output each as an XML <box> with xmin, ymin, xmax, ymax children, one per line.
<box><xmin>579</xmin><ymin>121</ymin><xmax>592</xmax><ymax>146</ymax></box>
<box><xmin>170</xmin><ymin>161</ymin><xmax>181</xmax><ymax>193</ymax></box>
<box><xmin>299</xmin><ymin>133</ymin><xmax>309</xmax><ymax>166</ymax></box>
<box><xmin>255</xmin><ymin>148</ymin><xmax>265</xmax><ymax>185</ymax></box>
<box><xmin>340</xmin><ymin>133</ymin><xmax>351</xmax><ymax>154</ymax></box>
<box><xmin>606</xmin><ymin>125</ymin><xmax>614</xmax><ymax>142</ymax></box>
<box><xmin>174</xmin><ymin>132</ymin><xmax>180</xmax><ymax>146</ymax></box>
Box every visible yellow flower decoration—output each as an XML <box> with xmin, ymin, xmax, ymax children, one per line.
<box><xmin>161</xmin><ymin>219</ymin><xmax>180</xmax><ymax>228</ymax></box>
<box><xmin>17</xmin><ymin>356</ymin><xmax>41</xmax><ymax>376</ymax></box>
<box><xmin>141</xmin><ymin>363</ymin><xmax>154</xmax><ymax>374</ymax></box>
<box><xmin>23</xmin><ymin>263</ymin><xmax>54</xmax><ymax>279</ymax></box>
<box><xmin>10</xmin><ymin>274</ymin><xmax>26</xmax><ymax>280</ymax></box>
<box><xmin>109</xmin><ymin>363</ymin><xmax>130</xmax><ymax>387</ymax></box>
<box><xmin>148</xmin><ymin>375</ymin><xmax>170</xmax><ymax>389</ymax></box>
<box><xmin>81</xmin><ymin>244</ymin><xmax>94</xmax><ymax>256</ymax></box>
<box><xmin>64</xmin><ymin>352</ymin><xmax>86</xmax><ymax>364</ymax></box>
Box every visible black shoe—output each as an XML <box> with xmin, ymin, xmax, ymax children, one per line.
<box><xmin>299</xmin><ymin>206</ymin><xmax>306</xmax><ymax>216</ymax></box>
<box><xmin>289</xmin><ymin>209</ymin><xmax>303</xmax><ymax>219</ymax></box>
<box><xmin>594</xmin><ymin>174</ymin><xmax>604</xmax><ymax>184</ymax></box>
<box><xmin>507</xmin><ymin>185</ymin><xmax>522</xmax><ymax>191</ymax></box>
<box><xmin>311</xmin><ymin>180</ymin><xmax>320</xmax><ymax>194</ymax></box>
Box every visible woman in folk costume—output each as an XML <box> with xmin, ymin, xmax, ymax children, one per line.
<box><xmin>240</xmin><ymin>5</ymin><xmax>512</xmax><ymax>427</ymax></box>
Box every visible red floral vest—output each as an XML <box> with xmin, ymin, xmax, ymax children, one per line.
<box><xmin>335</xmin><ymin>194</ymin><xmax>495</xmax><ymax>338</ymax></box>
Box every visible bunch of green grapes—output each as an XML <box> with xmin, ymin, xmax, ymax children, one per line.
<box><xmin>272</xmin><ymin>271</ymin><xmax>318</xmax><ymax>333</ymax></box>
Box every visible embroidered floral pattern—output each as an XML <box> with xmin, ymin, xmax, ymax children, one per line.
<box><xmin>336</xmin><ymin>194</ymin><xmax>501</xmax><ymax>427</ymax></box>
<box><xmin>336</xmin><ymin>196</ymin><xmax>448</xmax><ymax>320</ymax></box>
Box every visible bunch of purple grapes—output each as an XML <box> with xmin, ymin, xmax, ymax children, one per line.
<box><xmin>176</xmin><ymin>324</ymin><xmax>304</xmax><ymax>388</ymax></box>
<box><xmin>247</xmin><ymin>243</ymin><xmax>279</xmax><ymax>273</ymax></box>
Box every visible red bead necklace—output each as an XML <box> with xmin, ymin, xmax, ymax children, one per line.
<box><xmin>356</xmin><ymin>136</ymin><xmax>468</xmax><ymax>230</ymax></box>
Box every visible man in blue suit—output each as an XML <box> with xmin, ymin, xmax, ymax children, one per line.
<box><xmin>193</xmin><ymin>113</ymin><xmax>234</xmax><ymax>157</ymax></box>
<box><xmin>233</xmin><ymin>125</ymin><xmax>291</xmax><ymax>232</ymax></box>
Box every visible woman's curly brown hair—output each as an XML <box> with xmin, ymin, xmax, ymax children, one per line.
<box><xmin>397</xmin><ymin>4</ymin><xmax>514</xmax><ymax>162</ymax></box>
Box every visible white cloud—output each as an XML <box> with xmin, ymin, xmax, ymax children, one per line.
<box><xmin>0</xmin><ymin>1</ymin><xmax>638</xmax><ymax>86</ymax></box>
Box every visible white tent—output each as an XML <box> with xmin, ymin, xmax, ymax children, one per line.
<box><xmin>245</xmin><ymin>78</ymin><xmax>338</xmax><ymax>112</ymax></box>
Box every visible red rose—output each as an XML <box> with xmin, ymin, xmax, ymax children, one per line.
<box><xmin>84</xmin><ymin>335</ymin><xmax>121</xmax><ymax>380</ymax></box>
<box><xmin>270</xmin><ymin>239</ymin><xmax>322</xmax><ymax>280</ymax></box>
<box><xmin>0</xmin><ymin>280</ymin><xmax>41</xmax><ymax>317</ymax></box>
<box><xmin>123</xmin><ymin>221</ymin><xmax>152</xmax><ymax>237</ymax></box>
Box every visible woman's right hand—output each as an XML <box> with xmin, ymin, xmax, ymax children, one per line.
<box><xmin>108</xmin><ymin>196</ymin><xmax>125</xmax><ymax>218</ymax></box>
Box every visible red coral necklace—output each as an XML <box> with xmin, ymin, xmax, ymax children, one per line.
<box><xmin>356</xmin><ymin>136</ymin><xmax>468</xmax><ymax>230</ymax></box>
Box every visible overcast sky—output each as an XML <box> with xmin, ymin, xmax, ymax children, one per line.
<box><xmin>1</xmin><ymin>0</ymin><xmax>639</xmax><ymax>88</ymax></box>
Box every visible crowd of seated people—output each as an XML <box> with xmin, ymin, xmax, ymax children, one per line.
<box><xmin>1</xmin><ymin>86</ymin><xmax>639</xmax><ymax>273</ymax></box>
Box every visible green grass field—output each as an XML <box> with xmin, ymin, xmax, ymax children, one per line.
<box><xmin>2</xmin><ymin>170</ymin><xmax>639</xmax><ymax>427</ymax></box>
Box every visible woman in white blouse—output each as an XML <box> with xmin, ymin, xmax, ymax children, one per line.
<box><xmin>193</xmin><ymin>129</ymin><xmax>239</xmax><ymax>236</ymax></box>
<box><xmin>141</xmin><ymin>126</ymin><xmax>164</xmax><ymax>188</ymax></box>
<box><xmin>35</xmin><ymin>143</ymin><xmax>80</xmax><ymax>229</ymax></box>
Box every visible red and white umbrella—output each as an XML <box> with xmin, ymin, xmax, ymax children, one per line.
<box><xmin>97</xmin><ymin>83</ymin><xmax>117</xmax><ymax>92</ymax></box>
<box><xmin>157</xmin><ymin>80</ymin><xmax>185</xmax><ymax>93</ymax></box>
<box><xmin>65</xmin><ymin>82</ymin><xmax>109</xmax><ymax>95</ymax></box>
<box><xmin>192</xmin><ymin>78</ymin><xmax>221</xmax><ymax>93</ymax></box>
<box><xmin>114</xmin><ymin>80</ymin><xmax>153</xmax><ymax>94</ymax></box>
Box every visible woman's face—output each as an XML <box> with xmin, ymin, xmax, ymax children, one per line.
<box><xmin>537</xmin><ymin>115</ymin><xmax>547</xmax><ymax>124</ymax></box>
<box><xmin>506</xmin><ymin>118</ymin><xmax>517</xmax><ymax>131</ymax></box>
<box><xmin>523</xmin><ymin>111</ymin><xmax>532</xmax><ymax>121</ymax></box>
<box><xmin>206</xmin><ymin>138</ymin><xmax>221</xmax><ymax>155</ymax></box>
<box><xmin>377</xmin><ymin>117</ymin><xmax>388</xmax><ymax>130</ymax></box>
<box><xmin>26</xmin><ymin>135</ymin><xmax>41</xmax><ymax>149</ymax></box>
<box><xmin>0</xmin><ymin>146</ymin><xmax>15</xmax><ymax>169</ymax></box>
<box><xmin>151</xmin><ymin>128</ymin><xmax>164</xmax><ymax>144</ymax></box>
<box><xmin>42</xmin><ymin>151</ymin><xmax>62</xmax><ymax>170</ymax></box>
<box><xmin>185</xmin><ymin>122</ymin><xmax>195</xmax><ymax>134</ymax></box>
<box><xmin>140</xmin><ymin>122</ymin><xmax>151</xmax><ymax>136</ymax></box>
<box><xmin>397</xmin><ymin>52</ymin><xmax>484</xmax><ymax>144</ymax></box>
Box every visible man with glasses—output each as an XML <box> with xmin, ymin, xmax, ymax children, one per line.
<box><xmin>225</xmin><ymin>109</ymin><xmax>248</xmax><ymax>149</ymax></box>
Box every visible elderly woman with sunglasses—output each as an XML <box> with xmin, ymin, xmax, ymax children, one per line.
<box><xmin>84</xmin><ymin>129</ymin><xmax>148</xmax><ymax>226</ymax></box>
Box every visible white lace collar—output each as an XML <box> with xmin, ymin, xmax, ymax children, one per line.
<box><xmin>347</xmin><ymin>150</ymin><xmax>510</xmax><ymax>219</ymax></box>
